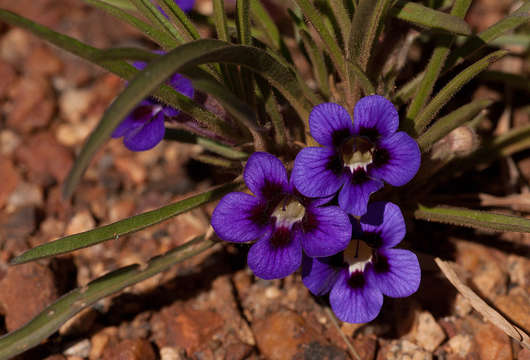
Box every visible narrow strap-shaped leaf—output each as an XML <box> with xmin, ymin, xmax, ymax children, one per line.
<box><xmin>417</xmin><ymin>99</ymin><xmax>492</xmax><ymax>152</ymax></box>
<box><xmin>398</xmin><ymin>3</ymin><xmax>529</xmax><ymax>106</ymax></box>
<box><xmin>347</xmin><ymin>59</ymin><xmax>376</xmax><ymax>95</ymax></box>
<box><xmin>347</xmin><ymin>0</ymin><xmax>390</xmax><ymax>104</ymax></box>
<box><xmin>348</xmin><ymin>0</ymin><xmax>390</xmax><ymax>70</ymax></box>
<box><xmin>213</xmin><ymin>0</ymin><xmax>230</xmax><ymax>41</ymax></box>
<box><xmin>255</xmin><ymin>77</ymin><xmax>288</xmax><ymax>148</ymax></box>
<box><xmin>414</xmin><ymin>204</ymin><xmax>530</xmax><ymax>233</ymax></box>
<box><xmin>0</xmin><ymin>235</ymin><xmax>214</xmax><ymax>360</ymax></box>
<box><xmin>329</xmin><ymin>0</ymin><xmax>351</xmax><ymax>45</ymax></box>
<box><xmin>413</xmin><ymin>50</ymin><xmax>508</xmax><ymax>135</ymax></box>
<box><xmin>12</xmin><ymin>182</ymin><xmax>239</xmax><ymax>264</ymax></box>
<box><xmin>99</xmin><ymin>0</ymin><xmax>136</xmax><ymax>10</ymax></box>
<box><xmin>164</xmin><ymin>128</ymin><xmax>248</xmax><ymax>159</ymax></box>
<box><xmin>390</xmin><ymin>1</ymin><xmax>471</xmax><ymax>36</ymax></box>
<box><xmin>63</xmin><ymin>39</ymin><xmax>312</xmax><ymax>197</ymax></box>
<box><xmin>249</xmin><ymin>0</ymin><xmax>278</xmax><ymax>47</ymax></box>
<box><xmin>490</xmin><ymin>33</ymin><xmax>530</xmax><ymax>48</ymax></box>
<box><xmin>84</xmin><ymin>0</ymin><xmax>178</xmax><ymax>49</ymax></box>
<box><xmin>294</xmin><ymin>0</ymin><xmax>347</xmax><ymax>80</ymax></box>
<box><xmin>236</xmin><ymin>0</ymin><xmax>251</xmax><ymax>45</ymax></box>
<box><xmin>188</xmin><ymin>68</ymin><xmax>266</xmax><ymax>148</ymax></box>
<box><xmin>447</xmin><ymin>1</ymin><xmax>530</xmax><ymax>68</ymax></box>
<box><xmin>393</xmin><ymin>69</ymin><xmax>423</xmax><ymax>105</ymax></box>
<box><xmin>159</xmin><ymin>0</ymin><xmax>201</xmax><ymax>41</ymax></box>
<box><xmin>404</xmin><ymin>0</ymin><xmax>472</xmax><ymax>132</ymax></box>
<box><xmin>235</xmin><ymin>0</ymin><xmax>258</xmax><ymax>122</ymax></box>
<box><xmin>130</xmin><ymin>0</ymin><xmax>184</xmax><ymax>42</ymax></box>
<box><xmin>300</xmin><ymin>30</ymin><xmax>330</xmax><ymax>98</ymax></box>
<box><xmin>487</xmin><ymin>123</ymin><xmax>530</xmax><ymax>159</ymax></box>
<box><xmin>480</xmin><ymin>70</ymin><xmax>530</xmax><ymax>93</ymax></box>
<box><xmin>212</xmin><ymin>0</ymin><xmax>240</xmax><ymax>93</ymax></box>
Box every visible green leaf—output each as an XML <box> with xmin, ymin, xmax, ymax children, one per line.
<box><xmin>486</xmin><ymin>123</ymin><xmax>530</xmax><ymax>159</ymax></box>
<box><xmin>490</xmin><ymin>33</ymin><xmax>530</xmax><ymax>48</ymax></box>
<box><xmin>84</xmin><ymin>0</ymin><xmax>178</xmax><ymax>49</ymax></box>
<box><xmin>99</xmin><ymin>0</ymin><xmax>136</xmax><ymax>10</ymax></box>
<box><xmin>300</xmin><ymin>30</ymin><xmax>330</xmax><ymax>98</ymax></box>
<box><xmin>159</xmin><ymin>0</ymin><xmax>201</xmax><ymax>41</ymax></box>
<box><xmin>12</xmin><ymin>182</ymin><xmax>239</xmax><ymax>264</ymax></box>
<box><xmin>390</xmin><ymin>1</ymin><xmax>472</xmax><ymax>36</ymax></box>
<box><xmin>417</xmin><ymin>99</ymin><xmax>493</xmax><ymax>152</ymax></box>
<box><xmin>130</xmin><ymin>0</ymin><xmax>184</xmax><ymax>43</ymax></box>
<box><xmin>414</xmin><ymin>204</ymin><xmax>530</xmax><ymax>233</ymax></box>
<box><xmin>348</xmin><ymin>0</ymin><xmax>390</xmax><ymax>69</ymax></box>
<box><xmin>212</xmin><ymin>0</ymin><xmax>241</xmax><ymax>93</ymax></box>
<box><xmin>413</xmin><ymin>49</ymin><xmax>508</xmax><ymax>135</ymax></box>
<box><xmin>480</xmin><ymin>70</ymin><xmax>530</xmax><ymax>93</ymax></box>
<box><xmin>187</xmin><ymin>68</ymin><xmax>267</xmax><ymax>148</ymax></box>
<box><xmin>347</xmin><ymin>0</ymin><xmax>390</xmax><ymax>103</ymax></box>
<box><xmin>403</xmin><ymin>0</ymin><xmax>473</xmax><ymax>132</ymax></box>
<box><xmin>447</xmin><ymin>1</ymin><xmax>530</xmax><ymax>67</ymax></box>
<box><xmin>93</xmin><ymin>47</ymin><xmax>159</xmax><ymax>62</ymax></box>
<box><xmin>294</xmin><ymin>0</ymin><xmax>347</xmax><ymax>80</ymax></box>
<box><xmin>0</xmin><ymin>235</ymin><xmax>214</xmax><ymax>360</ymax></box>
<box><xmin>63</xmin><ymin>39</ymin><xmax>312</xmax><ymax>197</ymax></box>
<box><xmin>164</xmin><ymin>128</ymin><xmax>249</xmax><ymax>159</ymax></box>
<box><xmin>329</xmin><ymin>0</ymin><xmax>351</xmax><ymax>46</ymax></box>
<box><xmin>236</xmin><ymin>0</ymin><xmax>251</xmax><ymax>45</ymax></box>
<box><xmin>347</xmin><ymin>59</ymin><xmax>376</xmax><ymax>95</ymax></box>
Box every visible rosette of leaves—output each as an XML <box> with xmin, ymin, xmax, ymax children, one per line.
<box><xmin>1</xmin><ymin>0</ymin><xmax>530</xmax><ymax>358</ymax></box>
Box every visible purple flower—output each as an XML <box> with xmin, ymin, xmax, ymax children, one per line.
<box><xmin>292</xmin><ymin>95</ymin><xmax>421</xmax><ymax>216</ymax></box>
<box><xmin>157</xmin><ymin>0</ymin><xmax>195</xmax><ymax>15</ymax></box>
<box><xmin>112</xmin><ymin>60</ymin><xmax>194</xmax><ymax>151</ymax></box>
<box><xmin>302</xmin><ymin>201</ymin><xmax>420</xmax><ymax>323</ymax></box>
<box><xmin>211</xmin><ymin>152</ymin><xmax>352</xmax><ymax>280</ymax></box>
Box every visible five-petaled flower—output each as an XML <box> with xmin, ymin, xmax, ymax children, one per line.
<box><xmin>211</xmin><ymin>152</ymin><xmax>352</xmax><ymax>280</ymax></box>
<box><xmin>292</xmin><ymin>95</ymin><xmax>421</xmax><ymax>216</ymax></box>
<box><xmin>302</xmin><ymin>201</ymin><xmax>420</xmax><ymax>323</ymax></box>
<box><xmin>111</xmin><ymin>59</ymin><xmax>194</xmax><ymax>151</ymax></box>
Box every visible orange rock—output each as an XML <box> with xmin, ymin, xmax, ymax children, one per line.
<box><xmin>102</xmin><ymin>339</ymin><xmax>156</xmax><ymax>360</ymax></box>
<box><xmin>0</xmin><ymin>262</ymin><xmax>58</xmax><ymax>331</ymax></box>
<box><xmin>151</xmin><ymin>303</ymin><xmax>224</xmax><ymax>355</ymax></box>
<box><xmin>475</xmin><ymin>322</ymin><xmax>512</xmax><ymax>360</ymax></box>
<box><xmin>7</xmin><ymin>75</ymin><xmax>55</xmax><ymax>133</ymax></box>
<box><xmin>494</xmin><ymin>287</ymin><xmax>530</xmax><ymax>332</ymax></box>
<box><xmin>252</xmin><ymin>309</ymin><xmax>342</xmax><ymax>360</ymax></box>
<box><xmin>0</xmin><ymin>156</ymin><xmax>19</xmax><ymax>209</ymax></box>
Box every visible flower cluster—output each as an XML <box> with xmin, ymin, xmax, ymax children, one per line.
<box><xmin>212</xmin><ymin>95</ymin><xmax>421</xmax><ymax>323</ymax></box>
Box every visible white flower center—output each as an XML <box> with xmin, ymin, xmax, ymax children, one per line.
<box><xmin>272</xmin><ymin>198</ymin><xmax>305</xmax><ymax>229</ymax></box>
<box><xmin>340</xmin><ymin>137</ymin><xmax>374</xmax><ymax>172</ymax></box>
<box><xmin>343</xmin><ymin>239</ymin><xmax>373</xmax><ymax>275</ymax></box>
<box><xmin>152</xmin><ymin>105</ymin><xmax>164</xmax><ymax>116</ymax></box>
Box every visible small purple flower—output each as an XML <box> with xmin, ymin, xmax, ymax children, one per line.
<box><xmin>112</xmin><ymin>60</ymin><xmax>194</xmax><ymax>151</ymax></box>
<box><xmin>292</xmin><ymin>95</ymin><xmax>421</xmax><ymax>216</ymax></box>
<box><xmin>157</xmin><ymin>0</ymin><xmax>195</xmax><ymax>15</ymax></box>
<box><xmin>211</xmin><ymin>152</ymin><xmax>352</xmax><ymax>280</ymax></box>
<box><xmin>302</xmin><ymin>201</ymin><xmax>420</xmax><ymax>323</ymax></box>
